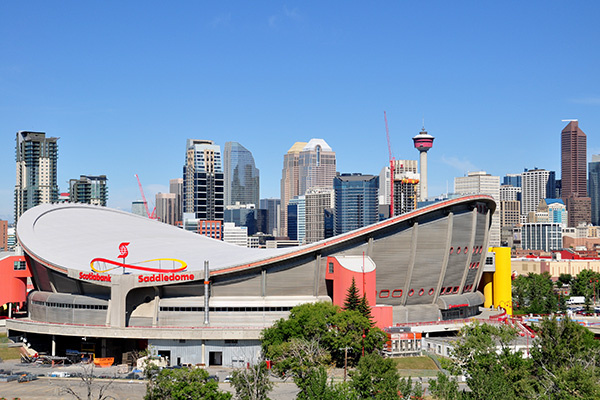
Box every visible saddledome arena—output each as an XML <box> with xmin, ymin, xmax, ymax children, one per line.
<box><xmin>8</xmin><ymin>195</ymin><xmax>495</xmax><ymax>367</ymax></box>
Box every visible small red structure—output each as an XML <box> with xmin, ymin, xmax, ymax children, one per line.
<box><xmin>0</xmin><ymin>254</ymin><xmax>33</xmax><ymax>314</ymax></box>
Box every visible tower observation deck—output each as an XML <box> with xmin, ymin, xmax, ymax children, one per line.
<box><xmin>413</xmin><ymin>128</ymin><xmax>435</xmax><ymax>201</ymax></box>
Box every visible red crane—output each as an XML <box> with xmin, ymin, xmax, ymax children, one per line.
<box><xmin>135</xmin><ymin>174</ymin><xmax>157</xmax><ymax>219</ymax></box>
<box><xmin>384</xmin><ymin>111</ymin><xmax>395</xmax><ymax>217</ymax></box>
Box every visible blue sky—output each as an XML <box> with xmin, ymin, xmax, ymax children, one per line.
<box><xmin>1</xmin><ymin>1</ymin><xmax>599</xmax><ymax>222</ymax></box>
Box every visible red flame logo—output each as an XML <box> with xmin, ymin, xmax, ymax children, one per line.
<box><xmin>118</xmin><ymin>242</ymin><xmax>130</xmax><ymax>259</ymax></box>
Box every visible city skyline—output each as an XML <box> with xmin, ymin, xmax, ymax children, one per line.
<box><xmin>1</xmin><ymin>2</ymin><xmax>600</xmax><ymax>222</ymax></box>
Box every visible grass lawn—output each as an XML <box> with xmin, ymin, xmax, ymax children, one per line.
<box><xmin>393</xmin><ymin>356</ymin><xmax>439</xmax><ymax>370</ymax></box>
<box><xmin>0</xmin><ymin>333</ymin><xmax>22</xmax><ymax>360</ymax></box>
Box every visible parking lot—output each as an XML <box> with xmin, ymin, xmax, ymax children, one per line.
<box><xmin>0</xmin><ymin>360</ymin><xmax>301</xmax><ymax>400</ymax></box>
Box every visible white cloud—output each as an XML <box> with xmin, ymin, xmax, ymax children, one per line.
<box><xmin>568</xmin><ymin>97</ymin><xmax>600</xmax><ymax>106</ymax></box>
<box><xmin>440</xmin><ymin>156</ymin><xmax>479</xmax><ymax>174</ymax></box>
<box><xmin>210</xmin><ymin>13</ymin><xmax>231</xmax><ymax>28</ymax></box>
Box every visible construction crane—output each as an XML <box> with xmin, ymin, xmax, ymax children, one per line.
<box><xmin>384</xmin><ymin>111</ymin><xmax>395</xmax><ymax>217</ymax></box>
<box><xmin>135</xmin><ymin>174</ymin><xmax>157</xmax><ymax>219</ymax></box>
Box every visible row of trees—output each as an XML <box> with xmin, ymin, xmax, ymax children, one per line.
<box><xmin>429</xmin><ymin>316</ymin><xmax>600</xmax><ymax>400</ymax></box>
<box><xmin>513</xmin><ymin>270</ymin><xmax>600</xmax><ymax>314</ymax></box>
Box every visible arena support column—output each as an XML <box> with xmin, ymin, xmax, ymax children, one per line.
<box><xmin>204</xmin><ymin>260</ymin><xmax>210</xmax><ymax>325</ymax></box>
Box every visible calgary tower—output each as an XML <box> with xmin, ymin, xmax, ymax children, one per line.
<box><xmin>412</xmin><ymin>127</ymin><xmax>435</xmax><ymax>202</ymax></box>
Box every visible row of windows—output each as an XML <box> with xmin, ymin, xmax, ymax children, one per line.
<box><xmin>449</xmin><ymin>245</ymin><xmax>484</xmax><ymax>255</ymax></box>
<box><xmin>159</xmin><ymin>306</ymin><xmax>294</xmax><ymax>312</ymax></box>
<box><xmin>31</xmin><ymin>300</ymin><xmax>108</xmax><ymax>310</ymax></box>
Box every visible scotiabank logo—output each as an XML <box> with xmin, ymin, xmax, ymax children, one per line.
<box><xmin>80</xmin><ymin>272</ymin><xmax>112</xmax><ymax>282</ymax></box>
<box><xmin>138</xmin><ymin>273</ymin><xmax>195</xmax><ymax>283</ymax></box>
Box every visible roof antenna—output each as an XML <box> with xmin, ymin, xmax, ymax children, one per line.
<box><xmin>422</xmin><ymin>115</ymin><xmax>426</xmax><ymax>132</ymax></box>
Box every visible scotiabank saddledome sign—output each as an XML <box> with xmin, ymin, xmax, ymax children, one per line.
<box><xmin>87</xmin><ymin>243</ymin><xmax>193</xmax><ymax>284</ymax></box>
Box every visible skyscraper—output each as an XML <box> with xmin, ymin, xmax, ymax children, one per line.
<box><xmin>281</xmin><ymin>139</ymin><xmax>336</xmax><ymax>238</ymax></box>
<box><xmin>223</xmin><ymin>142</ymin><xmax>260</xmax><ymax>207</ymax></box>
<box><xmin>333</xmin><ymin>174</ymin><xmax>379</xmax><ymax>236</ymax></box>
<box><xmin>392</xmin><ymin>160</ymin><xmax>420</xmax><ymax>216</ymax></box>
<box><xmin>305</xmin><ymin>188</ymin><xmax>334</xmax><ymax>243</ymax></box>
<box><xmin>521</xmin><ymin>168</ymin><xmax>553</xmax><ymax>217</ymax></box>
<box><xmin>280</xmin><ymin>142</ymin><xmax>307</xmax><ymax>237</ymax></box>
<box><xmin>15</xmin><ymin>131</ymin><xmax>59</xmax><ymax>223</ymax></box>
<box><xmin>454</xmin><ymin>171</ymin><xmax>500</xmax><ymax>246</ymax></box>
<box><xmin>156</xmin><ymin>192</ymin><xmax>177</xmax><ymax>225</ymax></box>
<box><xmin>298</xmin><ymin>139</ymin><xmax>337</xmax><ymax>195</ymax></box>
<box><xmin>589</xmin><ymin>155</ymin><xmax>600</xmax><ymax>226</ymax></box>
<box><xmin>183</xmin><ymin>139</ymin><xmax>224</xmax><ymax>221</ymax></box>
<box><xmin>561</xmin><ymin>120</ymin><xmax>591</xmax><ymax>227</ymax></box>
<box><xmin>259</xmin><ymin>198</ymin><xmax>280</xmax><ymax>236</ymax></box>
<box><xmin>69</xmin><ymin>175</ymin><xmax>108</xmax><ymax>206</ymax></box>
<box><xmin>169</xmin><ymin>178</ymin><xmax>184</xmax><ymax>224</ymax></box>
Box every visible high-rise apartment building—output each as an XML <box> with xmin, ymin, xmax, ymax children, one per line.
<box><xmin>590</xmin><ymin>155</ymin><xmax>600</xmax><ymax>226</ymax></box>
<box><xmin>259</xmin><ymin>198</ymin><xmax>280</xmax><ymax>236</ymax></box>
<box><xmin>69</xmin><ymin>175</ymin><xmax>108</xmax><ymax>206</ymax></box>
<box><xmin>334</xmin><ymin>174</ymin><xmax>379</xmax><ymax>236</ymax></box>
<box><xmin>287</xmin><ymin>196</ymin><xmax>305</xmax><ymax>243</ymax></box>
<box><xmin>131</xmin><ymin>200</ymin><xmax>147</xmax><ymax>217</ymax></box>
<box><xmin>169</xmin><ymin>178</ymin><xmax>184</xmax><ymax>224</ymax></box>
<box><xmin>183</xmin><ymin>139</ymin><xmax>224</xmax><ymax>221</ymax></box>
<box><xmin>454</xmin><ymin>171</ymin><xmax>500</xmax><ymax>246</ymax></box>
<box><xmin>280</xmin><ymin>142</ymin><xmax>307</xmax><ymax>237</ymax></box>
<box><xmin>392</xmin><ymin>160</ymin><xmax>419</xmax><ymax>216</ymax></box>
<box><xmin>305</xmin><ymin>188</ymin><xmax>334</xmax><ymax>244</ymax></box>
<box><xmin>280</xmin><ymin>139</ymin><xmax>336</xmax><ymax>238</ymax></box>
<box><xmin>561</xmin><ymin>120</ymin><xmax>591</xmax><ymax>226</ymax></box>
<box><xmin>298</xmin><ymin>139</ymin><xmax>337</xmax><ymax>196</ymax></box>
<box><xmin>521</xmin><ymin>169</ymin><xmax>554</xmax><ymax>217</ymax></box>
<box><xmin>500</xmin><ymin>185</ymin><xmax>521</xmax><ymax>202</ymax></box>
<box><xmin>503</xmin><ymin>173</ymin><xmax>522</xmax><ymax>188</ymax></box>
<box><xmin>223</xmin><ymin>142</ymin><xmax>260</xmax><ymax>207</ymax></box>
<box><xmin>15</xmin><ymin>131</ymin><xmax>59</xmax><ymax>223</ymax></box>
<box><xmin>156</xmin><ymin>192</ymin><xmax>177</xmax><ymax>225</ymax></box>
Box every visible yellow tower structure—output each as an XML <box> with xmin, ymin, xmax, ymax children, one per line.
<box><xmin>491</xmin><ymin>246</ymin><xmax>512</xmax><ymax>315</ymax></box>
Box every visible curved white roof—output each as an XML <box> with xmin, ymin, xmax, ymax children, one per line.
<box><xmin>17</xmin><ymin>203</ymin><xmax>289</xmax><ymax>274</ymax></box>
<box><xmin>303</xmin><ymin>138</ymin><xmax>332</xmax><ymax>152</ymax></box>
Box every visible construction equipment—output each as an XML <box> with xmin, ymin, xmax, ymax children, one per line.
<box><xmin>135</xmin><ymin>174</ymin><xmax>157</xmax><ymax>219</ymax></box>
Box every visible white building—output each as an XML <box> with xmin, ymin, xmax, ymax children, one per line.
<box><xmin>521</xmin><ymin>169</ymin><xmax>552</xmax><ymax>217</ymax></box>
<box><xmin>223</xmin><ymin>222</ymin><xmax>248</xmax><ymax>247</ymax></box>
<box><xmin>521</xmin><ymin>223</ymin><xmax>562</xmax><ymax>252</ymax></box>
<box><xmin>455</xmin><ymin>171</ymin><xmax>500</xmax><ymax>246</ymax></box>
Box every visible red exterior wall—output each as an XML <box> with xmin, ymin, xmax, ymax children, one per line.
<box><xmin>372</xmin><ymin>305</ymin><xmax>393</xmax><ymax>330</ymax></box>
<box><xmin>0</xmin><ymin>255</ymin><xmax>32</xmax><ymax>308</ymax></box>
<box><xmin>325</xmin><ymin>256</ymin><xmax>376</xmax><ymax>308</ymax></box>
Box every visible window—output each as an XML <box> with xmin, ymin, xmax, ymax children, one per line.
<box><xmin>392</xmin><ymin>289</ymin><xmax>402</xmax><ymax>298</ymax></box>
<box><xmin>13</xmin><ymin>261</ymin><xmax>26</xmax><ymax>270</ymax></box>
<box><xmin>379</xmin><ymin>290</ymin><xmax>390</xmax><ymax>298</ymax></box>
<box><xmin>328</xmin><ymin>262</ymin><xmax>334</xmax><ymax>274</ymax></box>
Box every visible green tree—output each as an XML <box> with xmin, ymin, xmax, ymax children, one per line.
<box><xmin>145</xmin><ymin>368</ymin><xmax>232</xmax><ymax>400</ymax></box>
<box><xmin>262</xmin><ymin>302</ymin><xmax>339</xmax><ymax>354</ymax></box>
<box><xmin>571</xmin><ymin>269</ymin><xmax>600</xmax><ymax>307</ymax></box>
<box><xmin>350</xmin><ymin>352</ymin><xmax>423</xmax><ymax>399</ymax></box>
<box><xmin>297</xmin><ymin>365</ymin><xmax>360</xmax><ymax>400</ymax></box>
<box><xmin>529</xmin><ymin>316</ymin><xmax>600</xmax><ymax>399</ymax></box>
<box><xmin>432</xmin><ymin>322</ymin><xmax>532</xmax><ymax>400</ymax></box>
<box><xmin>344</xmin><ymin>277</ymin><xmax>361</xmax><ymax>311</ymax></box>
<box><xmin>268</xmin><ymin>337</ymin><xmax>330</xmax><ymax>391</ymax></box>
<box><xmin>358</xmin><ymin>294</ymin><xmax>374</xmax><ymax>325</ymax></box>
<box><xmin>230</xmin><ymin>360</ymin><xmax>273</xmax><ymax>400</ymax></box>
<box><xmin>557</xmin><ymin>273</ymin><xmax>573</xmax><ymax>288</ymax></box>
<box><xmin>512</xmin><ymin>272</ymin><xmax>563</xmax><ymax>315</ymax></box>
<box><xmin>323</xmin><ymin>309</ymin><xmax>385</xmax><ymax>367</ymax></box>
<box><xmin>262</xmin><ymin>302</ymin><xmax>385</xmax><ymax>368</ymax></box>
